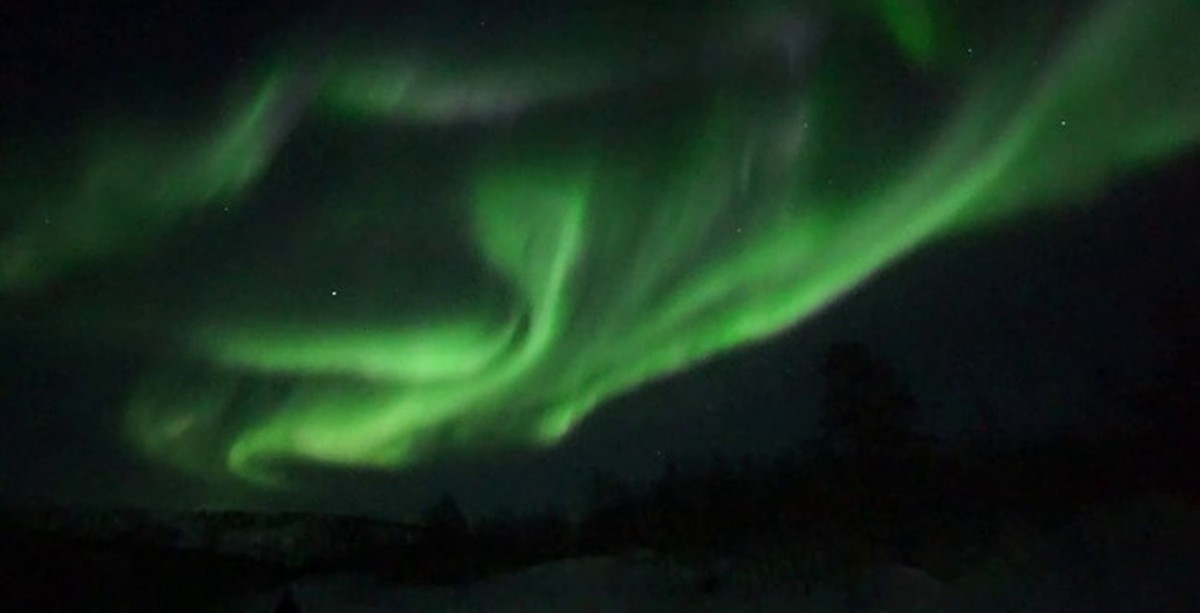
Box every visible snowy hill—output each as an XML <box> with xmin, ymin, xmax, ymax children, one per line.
<box><xmin>3</xmin><ymin>496</ymin><xmax>1198</xmax><ymax>611</ymax></box>
<box><xmin>1</xmin><ymin>507</ymin><xmax>421</xmax><ymax>568</ymax></box>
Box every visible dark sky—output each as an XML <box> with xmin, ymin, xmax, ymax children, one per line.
<box><xmin>0</xmin><ymin>0</ymin><xmax>1197</xmax><ymax>519</ymax></box>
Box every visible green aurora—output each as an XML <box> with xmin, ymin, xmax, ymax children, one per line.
<box><xmin>2</xmin><ymin>0</ymin><xmax>1198</xmax><ymax>486</ymax></box>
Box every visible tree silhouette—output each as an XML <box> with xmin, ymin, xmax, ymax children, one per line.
<box><xmin>417</xmin><ymin>493</ymin><xmax>472</xmax><ymax>582</ymax></box>
<box><xmin>578</xmin><ymin>468</ymin><xmax>640</xmax><ymax>552</ymax></box>
<box><xmin>422</xmin><ymin>493</ymin><xmax>469</xmax><ymax>540</ymax></box>
<box><xmin>273</xmin><ymin>586</ymin><xmax>301</xmax><ymax>613</ymax></box>
<box><xmin>815</xmin><ymin>341</ymin><xmax>932</xmax><ymax>563</ymax></box>
<box><xmin>817</xmin><ymin>341</ymin><xmax>921</xmax><ymax>459</ymax></box>
<box><xmin>1124</xmin><ymin>287</ymin><xmax>1200</xmax><ymax>454</ymax></box>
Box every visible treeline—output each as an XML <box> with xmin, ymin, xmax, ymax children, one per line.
<box><xmin>406</xmin><ymin>291</ymin><xmax>1199</xmax><ymax>585</ymax></box>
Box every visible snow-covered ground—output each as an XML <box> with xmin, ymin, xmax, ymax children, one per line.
<box><xmin>238</xmin><ymin>497</ymin><xmax>1200</xmax><ymax>612</ymax></box>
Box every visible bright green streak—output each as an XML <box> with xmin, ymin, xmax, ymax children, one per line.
<box><xmin>3</xmin><ymin>0</ymin><xmax>1198</xmax><ymax>487</ymax></box>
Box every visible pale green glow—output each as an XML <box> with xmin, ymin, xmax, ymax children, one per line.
<box><xmin>0</xmin><ymin>72</ymin><xmax>302</xmax><ymax>290</ymax></box>
<box><xmin>1</xmin><ymin>0</ymin><xmax>1197</xmax><ymax>487</ymax></box>
<box><xmin>874</xmin><ymin>0</ymin><xmax>940</xmax><ymax>65</ymax></box>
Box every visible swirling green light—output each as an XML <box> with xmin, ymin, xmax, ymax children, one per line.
<box><xmin>2</xmin><ymin>0</ymin><xmax>1197</xmax><ymax>487</ymax></box>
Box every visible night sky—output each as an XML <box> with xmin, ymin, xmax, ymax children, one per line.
<box><xmin>1</xmin><ymin>0</ymin><xmax>1197</xmax><ymax>519</ymax></box>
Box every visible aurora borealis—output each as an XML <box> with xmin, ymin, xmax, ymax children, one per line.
<box><xmin>2</xmin><ymin>0</ymin><xmax>1199</xmax><ymax>492</ymax></box>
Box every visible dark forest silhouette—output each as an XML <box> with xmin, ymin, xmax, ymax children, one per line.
<box><xmin>401</xmin><ymin>287</ymin><xmax>1199</xmax><ymax>586</ymax></box>
<box><xmin>1</xmin><ymin>291</ymin><xmax>1195</xmax><ymax>608</ymax></box>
